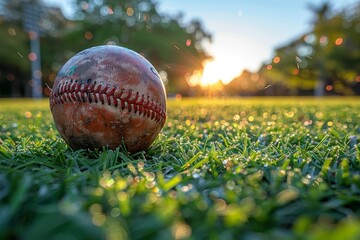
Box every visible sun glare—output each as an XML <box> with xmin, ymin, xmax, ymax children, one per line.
<box><xmin>200</xmin><ymin>61</ymin><xmax>222</xmax><ymax>86</ymax></box>
<box><xmin>186</xmin><ymin>30</ymin><xmax>267</xmax><ymax>88</ymax></box>
<box><xmin>199</xmin><ymin>59</ymin><xmax>244</xmax><ymax>87</ymax></box>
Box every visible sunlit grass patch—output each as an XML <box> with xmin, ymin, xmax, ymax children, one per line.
<box><xmin>0</xmin><ymin>97</ymin><xmax>359</xmax><ymax>239</ymax></box>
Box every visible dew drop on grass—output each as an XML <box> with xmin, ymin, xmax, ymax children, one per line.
<box><xmin>192</xmin><ymin>173</ymin><xmax>200</xmax><ymax>178</ymax></box>
<box><xmin>89</xmin><ymin>203</ymin><xmax>102</xmax><ymax>215</ymax></box>
<box><xmin>302</xmin><ymin>178</ymin><xmax>310</xmax><ymax>185</ymax></box>
<box><xmin>154</xmin><ymin>187</ymin><xmax>161</xmax><ymax>195</ymax></box>
<box><xmin>137</xmin><ymin>161</ymin><xmax>145</xmax><ymax>169</ymax></box>
<box><xmin>94</xmin><ymin>187</ymin><xmax>104</xmax><ymax>196</ymax></box>
<box><xmin>226</xmin><ymin>181</ymin><xmax>235</xmax><ymax>190</ymax></box>
<box><xmin>315</xmin><ymin>112</ymin><xmax>324</xmax><ymax>119</ymax></box>
<box><xmin>147</xmin><ymin>193</ymin><xmax>158</xmax><ymax>203</ymax></box>
<box><xmin>214</xmin><ymin>199</ymin><xmax>227</xmax><ymax>212</ymax></box>
<box><xmin>106</xmin><ymin>178</ymin><xmax>115</xmax><ymax>187</ymax></box>
<box><xmin>145</xmin><ymin>180</ymin><xmax>155</xmax><ymax>189</ymax></box>
<box><xmin>24</xmin><ymin>111</ymin><xmax>32</xmax><ymax>118</ymax></box>
<box><xmin>117</xmin><ymin>192</ymin><xmax>128</xmax><ymax>202</ymax></box>
<box><xmin>172</xmin><ymin>221</ymin><xmax>192</xmax><ymax>239</ymax></box>
<box><xmin>181</xmin><ymin>185</ymin><xmax>189</xmax><ymax>192</ymax></box>
<box><xmin>304</xmin><ymin>120</ymin><xmax>313</xmax><ymax>126</ymax></box>
<box><xmin>233</xmin><ymin>114</ymin><xmax>240</xmax><ymax>121</ymax></box>
<box><xmin>285</xmin><ymin>111</ymin><xmax>294</xmax><ymax>118</ymax></box>
<box><xmin>92</xmin><ymin>213</ymin><xmax>106</xmax><ymax>226</ymax></box>
<box><xmin>145</xmin><ymin>172</ymin><xmax>155</xmax><ymax>181</ymax></box>
<box><xmin>110</xmin><ymin>207</ymin><xmax>121</xmax><ymax>217</ymax></box>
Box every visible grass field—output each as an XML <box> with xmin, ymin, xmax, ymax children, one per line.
<box><xmin>0</xmin><ymin>97</ymin><xmax>360</xmax><ymax>240</ymax></box>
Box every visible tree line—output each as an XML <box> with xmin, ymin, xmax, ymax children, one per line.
<box><xmin>223</xmin><ymin>2</ymin><xmax>360</xmax><ymax>96</ymax></box>
<box><xmin>0</xmin><ymin>0</ymin><xmax>212</xmax><ymax>97</ymax></box>
<box><xmin>0</xmin><ymin>0</ymin><xmax>359</xmax><ymax>97</ymax></box>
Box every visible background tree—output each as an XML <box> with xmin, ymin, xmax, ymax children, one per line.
<box><xmin>0</xmin><ymin>0</ymin><xmax>212</xmax><ymax>97</ymax></box>
<box><xmin>258</xmin><ymin>2</ymin><xmax>360</xmax><ymax>96</ymax></box>
<box><xmin>0</xmin><ymin>0</ymin><xmax>72</xmax><ymax>97</ymax></box>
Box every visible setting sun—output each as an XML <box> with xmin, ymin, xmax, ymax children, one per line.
<box><xmin>200</xmin><ymin>61</ymin><xmax>223</xmax><ymax>86</ymax></box>
<box><xmin>192</xmin><ymin>30</ymin><xmax>267</xmax><ymax>87</ymax></box>
<box><xmin>199</xmin><ymin>60</ymin><xmax>250</xmax><ymax>87</ymax></box>
<box><xmin>192</xmin><ymin>57</ymin><xmax>248</xmax><ymax>87</ymax></box>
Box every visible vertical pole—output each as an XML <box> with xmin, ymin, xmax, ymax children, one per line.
<box><xmin>23</xmin><ymin>1</ymin><xmax>43</xmax><ymax>98</ymax></box>
<box><xmin>314</xmin><ymin>78</ymin><xmax>325</xmax><ymax>96</ymax></box>
<box><xmin>29</xmin><ymin>31</ymin><xmax>43</xmax><ymax>98</ymax></box>
<box><xmin>314</xmin><ymin>65</ymin><xmax>325</xmax><ymax>97</ymax></box>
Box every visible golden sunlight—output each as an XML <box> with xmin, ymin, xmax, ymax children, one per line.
<box><xmin>200</xmin><ymin>61</ymin><xmax>222</xmax><ymax>86</ymax></box>
<box><xmin>199</xmin><ymin>59</ymin><xmax>242</xmax><ymax>87</ymax></box>
<box><xmin>187</xmin><ymin>34</ymin><xmax>265</xmax><ymax>88</ymax></box>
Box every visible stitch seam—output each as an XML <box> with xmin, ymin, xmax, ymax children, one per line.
<box><xmin>50</xmin><ymin>81</ymin><xmax>166</xmax><ymax>124</ymax></box>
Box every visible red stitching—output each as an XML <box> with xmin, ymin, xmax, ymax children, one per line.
<box><xmin>50</xmin><ymin>82</ymin><xmax>166</xmax><ymax>124</ymax></box>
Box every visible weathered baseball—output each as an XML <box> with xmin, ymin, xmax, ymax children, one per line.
<box><xmin>49</xmin><ymin>45</ymin><xmax>166</xmax><ymax>153</ymax></box>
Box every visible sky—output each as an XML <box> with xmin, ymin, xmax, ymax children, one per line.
<box><xmin>45</xmin><ymin>0</ymin><xmax>359</xmax><ymax>85</ymax></box>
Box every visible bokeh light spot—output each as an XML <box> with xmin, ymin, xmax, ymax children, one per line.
<box><xmin>33</xmin><ymin>70</ymin><xmax>42</xmax><ymax>79</ymax></box>
<box><xmin>24</xmin><ymin>111</ymin><xmax>32</xmax><ymax>118</ymax></box>
<box><xmin>273</xmin><ymin>56</ymin><xmax>281</xmax><ymax>64</ymax></box>
<box><xmin>326</xmin><ymin>85</ymin><xmax>333</xmax><ymax>91</ymax></box>
<box><xmin>84</xmin><ymin>31</ymin><xmax>93</xmax><ymax>40</ymax></box>
<box><xmin>28</xmin><ymin>53</ymin><xmax>37</xmax><ymax>61</ymax></box>
<box><xmin>319</xmin><ymin>36</ymin><xmax>328</xmax><ymax>46</ymax></box>
<box><xmin>126</xmin><ymin>7</ymin><xmax>134</xmax><ymax>16</ymax></box>
<box><xmin>356</xmin><ymin>76</ymin><xmax>360</xmax><ymax>83</ymax></box>
<box><xmin>175</xmin><ymin>94</ymin><xmax>182</xmax><ymax>101</ymax></box>
<box><xmin>335</xmin><ymin>37</ymin><xmax>343</xmax><ymax>46</ymax></box>
<box><xmin>186</xmin><ymin>39</ymin><xmax>192</xmax><ymax>47</ymax></box>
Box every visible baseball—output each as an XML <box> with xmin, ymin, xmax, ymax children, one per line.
<box><xmin>49</xmin><ymin>45</ymin><xmax>167</xmax><ymax>153</ymax></box>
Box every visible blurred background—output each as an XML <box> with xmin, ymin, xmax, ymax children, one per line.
<box><xmin>0</xmin><ymin>0</ymin><xmax>359</xmax><ymax>98</ymax></box>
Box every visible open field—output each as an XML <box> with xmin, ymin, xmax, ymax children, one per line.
<box><xmin>0</xmin><ymin>97</ymin><xmax>360</xmax><ymax>239</ymax></box>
